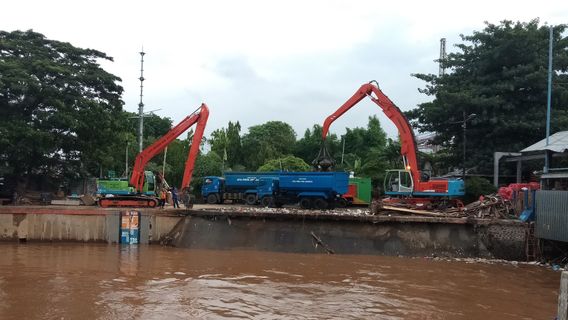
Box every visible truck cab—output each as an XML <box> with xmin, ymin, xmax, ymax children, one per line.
<box><xmin>202</xmin><ymin>176</ymin><xmax>225</xmax><ymax>203</ymax></box>
<box><xmin>256</xmin><ymin>177</ymin><xmax>278</xmax><ymax>206</ymax></box>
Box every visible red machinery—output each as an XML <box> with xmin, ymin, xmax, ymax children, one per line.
<box><xmin>315</xmin><ymin>81</ymin><xmax>464</xmax><ymax>209</ymax></box>
<box><xmin>99</xmin><ymin>103</ymin><xmax>210</xmax><ymax>208</ymax></box>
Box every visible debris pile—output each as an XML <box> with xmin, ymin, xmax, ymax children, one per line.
<box><xmin>369</xmin><ymin>194</ymin><xmax>517</xmax><ymax>220</ymax></box>
<box><xmin>196</xmin><ymin>205</ymin><xmax>372</xmax><ymax>217</ymax></box>
<box><xmin>462</xmin><ymin>194</ymin><xmax>514</xmax><ymax>219</ymax></box>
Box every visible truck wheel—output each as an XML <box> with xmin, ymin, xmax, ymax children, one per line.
<box><xmin>260</xmin><ymin>196</ymin><xmax>272</xmax><ymax>207</ymax></box>
<box><xmin>337</xmin><ymin>198</ymin><xmax>348</xmax><ymax>208</ymax></box>
<box><xmin>314</xmin><ymin>198</ymin><xmax>329</xmax><ymax>210</ymax></box>
<box><xmin>245</xmin><ymin>194</ymin><xmax>257</xmax><ymax>205</ymax></box>
<box><xmin>206</xmin><ymin>194</ymin><xmax>218</xmax><ymax>204</ymax></box>
<box><xmin>299</xmin><ymin>198</ymin><xmax>312</xmax><ymax>209</ymax></box>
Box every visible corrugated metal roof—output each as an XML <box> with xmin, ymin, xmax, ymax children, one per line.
<box><xmin>521</xmin><ymin>131</ymin><xmax>568</xmax><ymax>153</ymax></box>
<box><xmin>541</xmin><ymin>172</ymin><xmax>568</xmax><ymax>179</ymax></box>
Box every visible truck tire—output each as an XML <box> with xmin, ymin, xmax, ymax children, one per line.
<box><xmin>299</xmin><ymin>198</ymin><xmax>312</xmax><ymax>209</ymax></box>
<box><xmin>206</xmin><ymin>194</ymin><xmax>218</xmax><ymax>204</ymax></box>
<box><xmin>245</xmin><ymin>194</ymin><xmax>257</xmax><ymax>205</ymax></box>
<box><xmin>314</xmin><ymin>198</ymin><xmax>329</xmax><ymax>210</ymax></box>
<box><xmin>260</xmin><ymin>196</ymin><xmax>272</xmax><ymax>207</ymax></box>
<box><xmin>337</xmin><ymin>198</ymin><xmax>348</xmax><ymax>208</ymax></box>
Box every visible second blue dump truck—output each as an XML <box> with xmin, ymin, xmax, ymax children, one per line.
<box><xmin>256</xmin><ymin>171</ymin><xmax>349</xmax><ymax>209</ymax></box>
<box><xmin>201</xmin><ymin>172</ymin><xmax>279</xmax><ymax>205</ymax></box>
<box><xmin>202</xmin><ymin>171</ymin><xmax>349</xmax><ymax>209</ymax></box>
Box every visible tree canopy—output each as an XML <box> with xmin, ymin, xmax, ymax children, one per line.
<box><xmin>0</xmin><ymin>30</ymin><xmax>126</xmax><ymax>185</ymax></box>
<box><xmin>258</xmin><ymin>155</ymin><xmax>311</xmax><ymax>172</ymax></box>
<box><xmin>408</xmin><ymin>20</ymin><xmax>568</xmax><ymax>172</ymax></box>
<box><xmin>241</xmin><ymin>121</ymin><xmax>297</xmax><ymax>170</ymax></box>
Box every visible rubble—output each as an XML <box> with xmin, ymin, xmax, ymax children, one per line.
<box><xmin>368</xmin><ymin>194</ymin><xmax>516</xmax><ymax>220</ymax></box>
<box><xmin>194</xmin><ymin>204</ymin><xmax>373</xmax><ymax>217</ymax></box>
<box><xmin>193</xmin><ymin>194</ymin><xmax>518</xmax><ymax>220</ymax></box>
<box><xmin>462</xmin><ymin>194</ymin><xmax>515</xmax><ymax>219</ymax></box>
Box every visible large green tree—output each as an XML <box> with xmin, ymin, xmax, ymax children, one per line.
<box><xmin>258</xmin><ymin>155</ymin><xmax>311</xmax><ymax>172</ymax></box>
<box><xmin>0</xmin><ymin>30</ymin><xmax>126</xmax><ymax>186</ymax></box>
<box><xmin>295</xmin><ymin>124</ymin><xmax>341</xmax><ymax>166</ymax></box>
<box><xmin>241</xmin><ymin>121</ymin><xmax>297</xmax><ymax>170</ymax></box>
<box><xmin>333</xmin><ymin>116</ymin><xmax>390</xmax><ymax>182</ymax></box>
<box><xmin>208</xmin><ymin>121</ymin><xmax>243</xmax><ymax>170</ymax></box>
<box><xmin>408</xmin><ymin>20</ymin><xmax>568</xmax><ymax>173</ymax></box>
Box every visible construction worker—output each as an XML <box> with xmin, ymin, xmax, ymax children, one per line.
<box><xmin>171</xmin><ymin>187</ymin><xmax>180</xmax><ymax>208</ymax></box>
<box><xmin>159</xmin><ymin>188</ymin><xmax>167</xmax><ymax>209</ymax></box>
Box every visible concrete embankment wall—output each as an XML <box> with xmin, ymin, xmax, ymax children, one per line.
<box><xmin>0</xmin><ymin>207</ymin><xmax>181</xmax><ymax>244</ymax></box>
<box><xmin>167</xmin><ymin>212</ymin><xmax>528</xmax><ymax>261</ymax></box>
<box><xmin>0</xmin><ymin>206</ymin><xmax>529</xmax><ymax>261</ymax></box>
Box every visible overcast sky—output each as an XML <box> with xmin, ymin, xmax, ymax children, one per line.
<box><xmin>2</xmin><ymin>0</ymin><xmax>567</xmax><ymax>139</ymax></box>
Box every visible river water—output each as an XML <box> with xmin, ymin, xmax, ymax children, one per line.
<box><xmin>0</xmin><ymin>243</ymin><xmax>560</xmax><ymax>319</ymax></box>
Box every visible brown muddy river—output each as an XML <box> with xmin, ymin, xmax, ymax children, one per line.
<box><xmin>0</xmin><ymin>243</ymin><xmax>560</xmax><ymax>319</ymax></box>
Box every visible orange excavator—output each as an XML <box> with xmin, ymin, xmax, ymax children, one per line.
<box><xmin>314</xmin><ymin>81</ymin><xmax>464</xmax><ymax>209</ymax></box>
<box><xmin>98</xmin><ymin>103</ymin><xmax>210</xmax><ymax>208</ymax></box>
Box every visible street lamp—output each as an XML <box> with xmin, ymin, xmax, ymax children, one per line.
<box><xmin>461</xmin><ymin>111</ymin><xmax>477</xmax><ymax>180</ymax></box>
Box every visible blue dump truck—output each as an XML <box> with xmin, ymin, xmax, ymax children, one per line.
<box><xmin>201</xmin><ymin>172</ymin><xmax>279</xmax><ymax>205</ymax></box>
<box><xmin>202</xmin><ymin>171</ymin><xmax>349</xmax><ymax>209</ymax></box>
<box><xmin>257</xmin><ymin>171</ymin><xmax>349</xmax><ymax>209</ymax></box>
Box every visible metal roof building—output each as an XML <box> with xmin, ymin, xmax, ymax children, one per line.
<box><xmin>494</xmin><ymin>131</ymin><xmax>568</xmax><ymax>187</ymax></box>
<box><xmin>521</xmin><ymin>131</ymin><xmax>568</xmax><ymax>153</ymax></box>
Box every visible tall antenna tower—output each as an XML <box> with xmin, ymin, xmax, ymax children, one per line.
<box><xmin>137</xmin><ymin>49</ymin><xmax>146</xmax><ymax>153</ymax></box>
<box><xmin>439</xmin><ymin>38</ymin><xmax>447</xmax><ymax>76</ymax></box>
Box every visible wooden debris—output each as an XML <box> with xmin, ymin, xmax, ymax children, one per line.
<box><xmin>310</xmin><ymin>231</ymin><xmax>335</xmax><ymax>254</ymax></box>
<box><xmin>463</xmin><ymin>194</ymin><xmax>514</xmax><ymax>219</ymax></box>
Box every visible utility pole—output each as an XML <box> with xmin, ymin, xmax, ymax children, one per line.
<box><xmin>461</xmin><ymin>111</ymin><xmax>476</xmax><ymax>180</ymax></box>
<box><xmin>138</xmin><ymin>49</ymin><xmax>146</xmax><ymax>153</ymax></box>
<box><xmin>341</xmin><ymin>135</ymin><xmax>346</xmax><ymax>165</ymax></box>
<box><xmin>125</xmin><ymin>141</ymin><xmax>129</xmax><ymax>178</ymax></box>
<box><xmin>439</xmin><ymin>38</ymin><xmax>447</xmax><ymax>77</ymax></box>
<box><xmin>162</xmin><ymin>146</ymin><xmax>168</xmax><ymax>178</ymax></box>
<box><xmin>545</xmin><ymin>26</ymin><xmax>554</xmax><ymax>174</ymax></box>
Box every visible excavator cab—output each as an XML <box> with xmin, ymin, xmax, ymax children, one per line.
<box><xmin>384</xmin><ymin>170</ymin><xmax>414</xmax><ymax>195</ymax></box>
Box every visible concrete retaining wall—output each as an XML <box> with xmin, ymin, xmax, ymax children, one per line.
<box><xmin>167</xmin><ymin>213</ymin><xmax>528</xmax><ymax>260</ymax></box>
<box><xmin>0</xmin><ymin>207</ymin><xmax>528</xmax><ymax>261</ymax></box>
<box><xmin>0</xmin><ymin>209</ymin><xmax>182</xmax><ymax>244</ymax></box>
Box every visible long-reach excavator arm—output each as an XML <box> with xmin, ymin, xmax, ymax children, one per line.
<box><xmin>320</xmin><ymin>81</ymin><xmax>421</xmax><ymax>185</ymax></box>
<box><xmin>130</xmin><ymin>103</ymin><xmax>209</xmax><ymax>193</ymax></box>
<box><xmin>317</xmin><ymin>81</ymin><xmax>464</xmax><ymax>205</ymax></box>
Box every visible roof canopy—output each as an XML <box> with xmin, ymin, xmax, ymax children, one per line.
<box><xmin>521</xmin><ymin>131</ymin><xmax>568</xmax><ymax>153</ymax></box>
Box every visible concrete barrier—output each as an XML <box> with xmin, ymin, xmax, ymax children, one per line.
<box><xmin>166</xmin><ymin>211</ymin><xmax>528</xmax><ymax>260</ymax></box>
<box><xmin>0</xmin><ymin>207</ymin><xmax>183</xmax><ymax>244</ymax></box>
<box><xmin>0</xmin><ymin>206</ymin><xmax>529</xmax><ymax>260</ymax></box>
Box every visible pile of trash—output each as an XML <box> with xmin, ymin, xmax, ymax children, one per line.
<box><xmin>369</xmin><ymin>194</ymin><xmax>518</xmax><ymax>220</ymax></box>
<box><xmin>195</xmin><ymin>204</ymin><xmax>372</xmax><ymax>217</ymax></box>
<box><xmin>462</xmin><ymin>194</ymin><xmax>515</xmax><ymax>219</ymax></box>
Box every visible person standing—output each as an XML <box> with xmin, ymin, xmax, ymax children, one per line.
<box><xmin>159</xmin><ymin>188</ymin><xmax>167</xmax><ymax>209</ymax></box>
<box><xmin>171</xmin><ymin>187</ymin><xmax>180</xmax><ymax>208</ymax></box>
